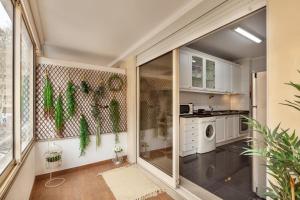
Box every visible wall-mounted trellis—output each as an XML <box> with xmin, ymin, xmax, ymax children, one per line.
<box><xmin>35</xmin><ymin>63</ymin><xmax>127</xmax><ymax>141</ymax></box>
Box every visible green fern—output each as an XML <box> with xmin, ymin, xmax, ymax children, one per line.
<box><xmin>54</xmin><ymin>92</ymin><xmax>64</xmax><ymax>137</ymax></box>
<box><xmin>79</xmin><ymin>114</ymin><xmax>90</xmax><ymax>156</ymax></box>
<box><xmin>43</xmin><ymin>72</ymin><xmax>54</xmax><ymax>118</ymax></box>
<box><xmin>280</xmin><ymin>70</ymin><xmax>300</xmax><ymax>111</ymax></box>
<box><xmin>66</xmin><ymin>80</ymin><xmax>76</xmax><ymax>117</ymax></box>
<box><xmin>109</xmin><ymin>99</ymin><xmax>120</xmax><ymax>143</ymax></box>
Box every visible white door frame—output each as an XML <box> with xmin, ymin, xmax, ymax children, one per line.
<box><xmin>136</xmin><ymin>49</ymin><xmax>180</xmax><ymax>188</ymax></box>
<box><xmin>135</xmin><ymin>0</ymin><xmax>267</xmax><ymax>198</ymax></box>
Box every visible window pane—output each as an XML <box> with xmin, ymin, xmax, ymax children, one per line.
<box><xmin>0</xmin><ymin>0</ymin><xmax>13</xmax><ymax>174</ymax></box>
<box><xmin>139</xmin><ymin>52</ymin><xmax>173</xmax><ymax>176</ymax></box>
<box><xmin>21</xmin><ymin>19</ymin><xmax>33</xmax><ymax>152</ymax></box>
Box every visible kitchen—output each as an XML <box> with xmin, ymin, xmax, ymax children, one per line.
<box><xmin>178</xmin><ymin>8</ymin><xmax>266</xmax><ymax>200</ymax></box>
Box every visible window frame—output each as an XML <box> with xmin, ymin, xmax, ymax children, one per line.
<box><xmin>0</xmin><ymin>0</ymin><xmax>36</xmax><ymax>189</ymax></box>
<box><xmin>0</xmin><ymin>0</ymin><xmax>16</xmax><ymax>185</ymax></box>
<box><xmin>19</xmin><ymin>13</ymin><xmax>35</xmax><ymax>156</ymax></box>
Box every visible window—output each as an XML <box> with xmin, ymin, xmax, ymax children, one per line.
<box><xmin>0</xmin><ymin>0</ymin><xmax>14</xmax><ymax>174</ymax></box>
<box><xmin>20</xmin><ymin>18</ymin><xmax>33</xmax><ymax>152</ymax></box>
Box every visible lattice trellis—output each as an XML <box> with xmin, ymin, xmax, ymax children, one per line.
<box><xmin>35</xmin><ymin>63</ymin><xmax>127</xmax><ymax>141</ymax></box>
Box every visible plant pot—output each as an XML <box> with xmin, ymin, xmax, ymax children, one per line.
<box><xmin>112</xmin><ymin>151</ymin><xmax>123</xmax><ymax>165</ymax></box>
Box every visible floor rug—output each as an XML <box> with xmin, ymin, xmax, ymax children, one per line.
<box><xmin>99</xmin><ymin>165</ymin><xmax>163</xmax><ymax>200</ymax></box>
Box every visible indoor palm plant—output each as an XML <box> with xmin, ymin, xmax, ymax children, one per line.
<box><xmin>243</xmin><ymin>71</ymin><xmax>300</xmax><ymax>200</ymax></box>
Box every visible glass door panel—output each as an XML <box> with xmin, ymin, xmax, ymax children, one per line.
<box><xmin>138</xmin><ymin>52</ymin><xmax>173</xmax><ymax>176</ymax></box>
<box><xmin>206</xmin><ymin>59</ymin><xmax>215</xmax><ymax>89</ymax></box>
<box><xmin>191</xmin><ymin>56</ymin><xmax>203</xmax><ymax>88</ymax></box>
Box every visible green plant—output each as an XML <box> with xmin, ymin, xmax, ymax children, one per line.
<box><xmin>91</xmin><ymin>103</ymin><xmax>101</xmax><ymax>147</ymax></box>
<box><xmin>243</xmin><ymin>71</ymin><xmax>300</xmax><ymax>200</ymax></box>
<box><xmin>66</xmin><ymin>80</ymin><xmax>76</xmax><ymax>117</ymax></box>
<box><xmin>79</xmin><ymin>114</ymin><xmax>90</xmax><ymax>156</ymax></box>
<box><xmin>109</xmin><ymin>99</ymin><xmax>120</xmax><ymax>143</ymax></box>
<box><xmin>54</xmin><ymin>92</ymin><xmax>64</xmax><ymax>137</ymax></box>
<box><xmin>43</xmin><ymin>71</ymin><xmax>54</xmax><ymax>118</ymax></box>
<box><xmin>80</xmin><ymin>80</ymin><xmax>90</xmax><ymax>94</ymax></box>
<box><xmin>90</xmin><ymin>85</ymin><xmax>106</xmax><ymax>147</ymax></box>
<box><xmin>280</xmin><ymin>70</ymin><xmax>300</xmax><ymax>111</ymax></box>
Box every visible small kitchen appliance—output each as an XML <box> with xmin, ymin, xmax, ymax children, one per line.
<box><xmin>180</xmin><ymin>103</ymin><xmax>193</xmax><ymax>115</ymax></box>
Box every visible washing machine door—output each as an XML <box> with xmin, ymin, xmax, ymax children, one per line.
<box><xmin>205</xmin><ymin>123</ymin><xmax>215</xmax><ymax>141</ymax></box>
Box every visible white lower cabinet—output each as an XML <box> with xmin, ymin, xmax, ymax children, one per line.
<box><xmin>225</xmin><ymin>116</ymin><xmax>234</xmax><ymax>140</ymax></box>
<box><xmin>180</xmin><ymin>117</ymin><xmax>199</xmax><ymax>156</ymax></box>
<box><xmin>216</xmin><ymin>117</ymin><xmax>226</xmax><ymax>143</ymax></box>
<box><xmin>216</xmin><ymin>115</ymin><xmax>240</xmax><ymax>144</ymax></box>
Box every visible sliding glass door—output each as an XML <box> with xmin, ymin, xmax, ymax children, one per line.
<box><xmin>137</xmin><ymin>50</ymin><xmax>179</xmax><ymax>187</ymax></box>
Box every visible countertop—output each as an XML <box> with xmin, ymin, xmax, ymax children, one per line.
<box><xmin>180</xmin><ymin>110</ymin><xmax>249</xmax><ymax>118</ymax></box>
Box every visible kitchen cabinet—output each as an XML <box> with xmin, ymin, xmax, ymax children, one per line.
<box><xmin>231</xmin><ymin>65</ymin><xmax>241</xmax><ymax>93</ymax></box>
<box><xmin>216</xmin><ymin>117</ymin><xmax>226</xmax><ymax>143</ymax></box>
<box><xmin>215</xmin><ymin>61</ymin><xmax>231</xmax><ymax>93</ymax></box>
<box><xmin>180</xmin><ymin>117</ymin><xmax>199</xmax><ymax>156</ymax></box>
<box><xmin>205</xmin><ymin>59</ymin><xmax>216</xmax><ymax>89</ymax></box>
<box><xmin>225</xmin><ymin>116</ymin><xmax>234</xmax><ymax>140</ymax></box>
<box><xmin>179</xmin><ymin>50</ymin><xmax>192</xmax><ymax>89</ymax></box>
<box><xmin>225</xmin><ymin>115</ymin><xmax>240</xmax><ymax>141</ymax></box>
<box><xmin>179</xmin><ymin>47</ymin><xmax>243</xmax><ymax>94</ymax></box>
<box><xmin>191</xmin><ymin>55</ymin><xmax>204</xmax><ymax>88</ymax></box>
<box><xmin>233</xmin><ymin>115</ymin><xmax>240</xmax><ymax>138</ymax></box>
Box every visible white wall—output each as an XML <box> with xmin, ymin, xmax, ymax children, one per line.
<box><xmin>180</xmin><ymin>92</ymin><xmax>231</xmax><ymax>110</ymax></box>
<box><xmin>35</xmin><ymin>132</ymin><xmax>127</xmax><ymax>175</ymax></box>
<box><xmin>5</xmin><ymin>147</ymin><xmax>35</xmax><ymax>200</ymax></box>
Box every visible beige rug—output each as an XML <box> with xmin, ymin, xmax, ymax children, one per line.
<box><xmin>100</xmin><ymin>165</ymin><xmax>163</xmax><ymax>200</ymax></box>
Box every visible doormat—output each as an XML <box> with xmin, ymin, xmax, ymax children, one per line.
<box><xmin>99</xmin><ymin>165</ymin><xmax>164</xmax><ymax>200</ymax></box>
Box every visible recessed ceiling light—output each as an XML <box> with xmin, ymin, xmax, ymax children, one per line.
<box><xmin>192</xmin><ymin>59</ymin><xmax>196</xmax><ymax>63</ymax></box>
<box><xmin>234</xmin><ymin>27</ymin><xmax>262</xmax><ymax>43</ymax></box>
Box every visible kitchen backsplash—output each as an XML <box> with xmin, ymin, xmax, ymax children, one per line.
<box><xmin>180</xmin><ymin>91</ymin><xmax>231</xmax><ymax>111</ymax></box>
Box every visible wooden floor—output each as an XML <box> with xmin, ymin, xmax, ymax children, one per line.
<box><xmin>30</xmin><ymin>161</ymin><xmax>173</xmax><ymax>200</ymax></box>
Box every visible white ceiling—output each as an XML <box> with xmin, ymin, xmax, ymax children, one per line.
<box><xmin>29</xmin><ymin>0</ymin><xmax>199</xmax><ymax>66</ymax></box>
<box><xmin>187</xmin><ymin>9</ymin><xmax>266</xmax><ymax>61</ymax></box>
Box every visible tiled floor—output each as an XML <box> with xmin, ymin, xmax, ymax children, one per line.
<box><xmin>180</xmin><ymin>140</ymin><xmax>264</xmax><ymax>200</ymax></box>
<box><xmin>30</xmin><ymin>162</ymin><xmax>173</xmax><ymax>200</ymax></box>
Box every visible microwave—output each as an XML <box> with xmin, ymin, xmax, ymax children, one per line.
<box><xmin>180</xmin><ymin>104</ymin><xmax>193</xmax><ymax>115</ymax></box>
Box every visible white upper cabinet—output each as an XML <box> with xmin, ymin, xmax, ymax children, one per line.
<box><xmin>215</xmin><ymin>61</ymin><xmax>231</xmax><ymax>93</ymax></box>
<box><xmin>179</xmin><ymin>47</ymin><xmax>243</xmax><ymax>94</ymax></box>
<box><xmin>231</xmin><ymin>64</ymin><xmax>242</xmax><ymax>94</ymax></box>
<box><xmin>205</xmin><ymin>59</ymin><xmax>216</xmax><ymax>90</ymax></box>
<box><xmin>191</xmin><ymin>55</ymin><xmax>204</xmax><ymax>89</ymax></box>
<box><xmin>179</xmin><ymin>50</ymin><xmax>192</xmax><ymax>89</ymax></box>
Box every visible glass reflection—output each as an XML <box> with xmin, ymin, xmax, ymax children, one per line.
<box><xmin>139</xmin><ymin>52</ymin><xmax>173</xmax><ymax>176</ymax></box>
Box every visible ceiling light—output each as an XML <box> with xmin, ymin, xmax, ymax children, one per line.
<box><xmin>192</xmin><ymin>59</ymin><xmax>196</xmax><ymax>63</ymax></box>
<box><xmin>234</xmin><ymin>27</ymin><xmax>262</xmax><ymax>43</ymax></box>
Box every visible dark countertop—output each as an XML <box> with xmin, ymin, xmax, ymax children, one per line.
<box><xmin>180</xmin><ymin>110</ymin><xmax>249</xmax><ymax>118</ymax></box>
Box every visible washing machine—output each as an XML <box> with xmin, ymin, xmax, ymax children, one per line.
<box><xmin>197</xmin><ymin>117</ymin><xmax>216</xmax><ymax>154</ymax></box>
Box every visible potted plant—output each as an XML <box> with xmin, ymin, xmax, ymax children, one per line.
<box><xmin>112</xmin><ymin>145</ymin><xmax>123</xmax><ymax>165</ymax></box>
<box><xmin>243</xmin><ymin>71</ymin><xmax>300</xmax><ymax>200</ymax></box>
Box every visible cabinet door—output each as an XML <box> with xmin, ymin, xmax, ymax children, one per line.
<box><xmin>225</xmin><ymin>116</ymin><xmax>234</xmax><ymax>140</ymax></box>
<box><xmin>179</xmin><ymin>51</ymin><xmax>192</xmax><ymax>89</ymax></box>
<box><xmin>205</xmin><ymin>59</ymin><xmax>216</xmax><ymax>90</ymax></box>
<box><xmin>231</xmin><ymin>65</ymin><xmax>241</xmax><ymax>93</ymax></box>
<box><xmin>222</xmin><ymin>63</ymin><xmax>231</xmax><ymax>93</ymax></box>
<box><xmin>215</xmin><ymin>61</ymin><xmax>225</xmax><ymax>92</ymax></box>
<box><xmin>216</xmin><ymin>117</ymin><xmax>226</xmax><ymax>143</ymax></box>
<box><xmin>233</xmin><ymin>115</ymin><xmax>240</xmax><ymax>138</ymax></box>
<box><xmin>191</xmin><ymin>55</ymin><xmax>204</xmax><ymax>88</ymax></box>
